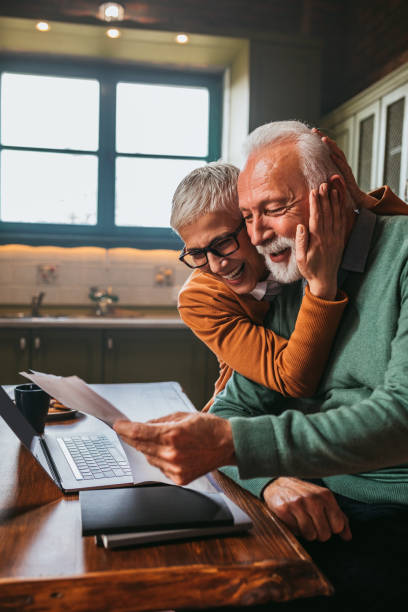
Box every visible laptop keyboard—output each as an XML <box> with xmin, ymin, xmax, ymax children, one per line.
<box><xmin>57</xmin><ymin>434</ymin><xmax>132</xmax><ymax>481</ymax></box>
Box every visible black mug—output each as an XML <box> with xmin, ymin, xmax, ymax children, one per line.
<box><xmin>14</xmin><ymin>383</ymin><xmax>50</xmax><ymax>434</ymax></box>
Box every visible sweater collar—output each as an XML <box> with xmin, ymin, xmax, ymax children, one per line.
<box><xmin>341</xmin><ymin>208</ymin><xmax>377</xmax><ymax>273</ymax></box>
<box><xmin>338</xmin><ymin>208</ymin><xmax>376</xmax><ymax>287</ymax></box>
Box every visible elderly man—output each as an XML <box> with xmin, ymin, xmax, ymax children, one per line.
<box><xmin>212</xmin><ymin>122</ymin><xmax>408</xmax><ymax>499</ymax></box>
<box><xmin>115</xmin><ymin>121</ymin><xmax>408</xmax><ymax>609</ymax></box>
<box><xmin>208</xmin><ymin>121</ymin><xmax>408</xmax><ymax>610</ymax></box>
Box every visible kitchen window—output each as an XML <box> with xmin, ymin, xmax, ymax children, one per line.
<box><xmin>0</xmin><ymin>57</ymin><xmax>222</xmax><ymax>248</ymax></box>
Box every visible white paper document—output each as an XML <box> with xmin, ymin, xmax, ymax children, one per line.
<box><xmin>21</xmin><ymin>371</ymin><xmax>126</xmax><ymax>425</ymax></box>
<box><xmin>20</xmin><ymin>371</ymin><xmax>216</xmax><ymax>494</ymax></box>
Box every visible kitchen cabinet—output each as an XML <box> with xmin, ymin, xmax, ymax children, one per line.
<box><xmin>30</xmin><ymin>329</ymin><xmax>103</xmax><ymax>382</ymax></box>
<box><xmin>321</xmin><ymin>63</ymin><xmax>408</xmax><ymax>204</ymax></box>
<box><xmin>0</xmin><ymin>328</ymin><xmax>103</xmax><ymax>384</ymax></box>
<box><xmin>0</xmin><ymin>325</ymin><xmax>219</xmax><ymax>410</ymax></box>
<box><xmin>0</xmin><ymin>328</ymin><xmax>30</xmax><ymax>384</ymax></box>
<box><xmin>103</xmin><ymin>328</ymin><xmax>218</xmax><ymax>410</ymax></box>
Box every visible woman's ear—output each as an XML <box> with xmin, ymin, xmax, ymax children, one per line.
<box><xmin>328</xmin><ymin>173</ymin><xmax>347</xmax><ymax>205</ymax></box>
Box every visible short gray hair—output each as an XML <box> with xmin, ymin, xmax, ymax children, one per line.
<box><xmin>243</xmin><ymin>120</ymin><xmax>352</xmax><ymax>205</ymax></box>
<box><xmin>170</xmin><ymin>162</ymin><xmax>242</xmax><ymax>234</ymax></box>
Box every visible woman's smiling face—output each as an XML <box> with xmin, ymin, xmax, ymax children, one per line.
<box><xmin>179</xmin><ymin>210</ymin><xmax>267</xmax><ymax>294</ymax></box>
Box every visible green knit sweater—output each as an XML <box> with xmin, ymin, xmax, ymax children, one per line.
<box><xmin>211</xmin><ymin>212</ymin><xmax>408</xmax><ymax>504</ymax></box>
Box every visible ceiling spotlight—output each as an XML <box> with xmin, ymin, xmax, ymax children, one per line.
<box><xmin>175</xmin><ymin>33</ymin><xmax>189</xmax><ymax>44</ymax></box>
<box><xmin>106</xmin><ymin>27</ymin><xmax>121</xmax><ymax>39</ymax></box>
<box><xmin>36</xmin><ymin>21</ymin><xmax>50</xmax><ymax>32</ymax></box>
<box><xmin>99</xmin><ymin>2</ymin><xmax>125</xmax><ymax>22</ymax></box>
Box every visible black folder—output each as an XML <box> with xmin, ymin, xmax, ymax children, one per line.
<box><xmin>80</xmin><ymin>485</ymin><xmax>234</xmax><ymax>536</ymax></box>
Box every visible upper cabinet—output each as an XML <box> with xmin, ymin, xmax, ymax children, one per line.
<box><xmin>354</xmin><ymin>101</ymin><xmax>380</xmax><ymax>193</ymax></box>
<box><xmin>377</xmin><ymin>84</ymin><xmax>408</xmax><ymax>199</ymax></box>
<box><xmin>321</xmin><ymin>64</ymin><xmax>408</xmax><ymax>203</ymax></box>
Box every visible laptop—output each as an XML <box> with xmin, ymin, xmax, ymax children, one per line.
<box><xmin>0</xmin><ymin>384</ymin><xmax>134</xmax><ymax>493</ymax></box>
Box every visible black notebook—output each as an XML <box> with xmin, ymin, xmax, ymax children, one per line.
<box><xmin>80</xmin><ymin>485</ymin><xmax>234</xmax><ymax>536</ymax></box>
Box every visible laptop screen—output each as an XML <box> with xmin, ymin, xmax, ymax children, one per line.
<box><xmin>0</xmin><ymin>385</ymin><xmax>59</xmax><ymax>485</ymax></box>
<box><xmin>0</xmin><ymin>386</ymin><xmax>38</xmax><ymax>449</ymax></box>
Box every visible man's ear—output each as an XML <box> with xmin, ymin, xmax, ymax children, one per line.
<box><xmin>328</xmin><ymin>174</ymin><xmax>347</xmax><ymax>205</ymax></box>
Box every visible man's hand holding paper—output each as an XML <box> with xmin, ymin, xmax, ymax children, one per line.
<box><xmin>114</xmin><ymin>412</ymin><xmax>236</xmax><ymax>485</ymax></box>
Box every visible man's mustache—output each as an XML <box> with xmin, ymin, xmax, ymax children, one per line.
<box><xmin>256</xmin><ymin>236</ymin><xmax>296</xmax><ymax>257</ymax></box>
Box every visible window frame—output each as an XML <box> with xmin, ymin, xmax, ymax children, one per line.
<box><xmin>0</xmin><ymin>54</ymin><xmax>223</xmax><ymax>249</ymax></box>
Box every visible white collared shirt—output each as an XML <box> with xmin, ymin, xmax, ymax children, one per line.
<box><xmin>250</xmin><ymin>273</ymin><xmax>282</xmax><ymax>301</ymax></box>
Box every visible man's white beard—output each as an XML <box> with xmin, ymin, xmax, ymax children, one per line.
<box><xmin>256</xmin><ymin>236</ymin><xmax>302</xmax><ymax>284</ymax></box>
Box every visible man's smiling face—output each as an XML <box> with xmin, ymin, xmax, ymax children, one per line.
<box><xmin>179</xmin><ymin>210</ymin><xmax>266</xmax><ymax>294</ymax></box>
<box><xmin>238</xmin><ymin>142</ymin><xmax>310</xmax><ymax>283</ymax></box>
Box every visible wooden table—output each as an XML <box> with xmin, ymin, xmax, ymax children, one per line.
<box><xmin>0</xmin><ymin>393</ymin><xmax>332</xmax><ymax>612</ymax></box>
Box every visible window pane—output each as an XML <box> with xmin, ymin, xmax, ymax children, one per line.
<box><xmin>116</xmin><ymin>83</ymin><xmax>209</xmax><ymax>156</ymax></box>
<box><xmin>383</xmin><ymin>97</ymin><xmax>405</xmax><ymax>194</ymax></box>
<box><xmin>357</xmin><ymin>115</ymin><xmax>374</xmax><ymax>192</ymax></box>
<box><xmin>1</xmin><ymin>150</ymin><xmax>98</xmax><ymax>224</ymax></box>
<box><xmin>115</xmin><ymin>157</ymin><xmax>202</xmax><ymax>227</ymax></box>
<box><xmin>1</xmin><ymin>73</ymin><xmax>99</xmax><ymax>151</ymax></box>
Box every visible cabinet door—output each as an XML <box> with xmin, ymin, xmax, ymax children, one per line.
<box><xmin>331</xmin><ymin>117</ymin><xmax>356</xmax><ymax>173</ymax></box>
<box><xmin>31</xmin><ymin>329</ymin><xmax>103</xmax><ymax>383</ymax></box>
<box><xmin>354</xmin><ymin>102</ymin><xmax>380</xmax><ymax>192</ymax></box>
<box><xmin>104</xmin><ymin>328</ymin><xmax>217</xmax><ymax>410</ymax></box>
<box><xmin>377</xmin><ymin>84</ymin><xmax>408</xmax><ymax>201</ymax></box>
<box><xmin>0</xmin><ymin>329</ymin><xmax>30</xmax><ymax>384</ymax></box>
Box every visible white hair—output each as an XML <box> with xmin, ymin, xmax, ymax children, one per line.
<box><xmin>243</xmin><ymin>120</ymin><xmax>352</xmax><ymax>205</ymax></box>
<box><xmin>170</xmin><ymin>162</ymin><xmax>242</xmax><ymax>234</ymax></box>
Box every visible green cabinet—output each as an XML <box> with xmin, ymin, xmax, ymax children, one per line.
<box><xmin>0</xmin><ymin>328</ymin><xmax>103</xmax><ymax>384</ymax></box>
<box><xmin>103</xmin><ymin>328</ymin><xmax>218</xmax><ymax>410</ymax></box>
<box><xmin>0</xmin><ymin>325</ymin><xmax>219</xmax><ymax>410</ymax></box>
<box><xmin>30</xmin><ymin>329</ymin><xmax>103</xmax><ymax>382</ymax></box>
<box><xmin>0</xmin><ymin>328</ymin><xmax>30</xmax><ymax>384</ymax></box>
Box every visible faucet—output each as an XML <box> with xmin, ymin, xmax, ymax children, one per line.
<box><xmin>31</xmin><ymin>291</ymin><xmax>45</xmax><ymax>317</ymax></box>
<box><xmin>89</xmin><ymin>287</ymin><xmax>119</xmax><ymax>316</ymax></box>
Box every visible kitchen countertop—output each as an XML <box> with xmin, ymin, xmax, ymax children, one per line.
<box><xmin>0</xmin><ymin>307</ymin><xmax>186</xmax><ymax>329</ymax></box>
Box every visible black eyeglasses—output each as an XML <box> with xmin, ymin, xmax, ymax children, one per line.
<box><xmin>179</xmin><ymin>219</ymin><xmax>245</xmax><ymax>269</ymax></box>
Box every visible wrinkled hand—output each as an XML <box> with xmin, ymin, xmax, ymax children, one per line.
<box><xmin>312</xmin><ymin>127</ymin><xmax>378</xmax><ymax>210</ymax></box>
<box><xmin>114</xmin><ymin>412</ymin><xmax>236</xmax><ymax>485</ymax></box>
<box><xmin>263</xmin><ymin>477</ymin><xmax>352</xmax><ymax>542</ymax></box>
<box><xmin>296</xmin><ymin>182</ymin><xmax>346</xmax><ymax>300</ymax></box>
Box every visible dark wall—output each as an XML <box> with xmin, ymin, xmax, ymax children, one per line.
<box><xmin>249</xmin><ymin>37</ymin><xmax>321</xmax><ymax>129</ymax></box>
<box><xmin>342</xmin><ymin>0</ymin><xmax>408</xmax><ymax>104</ymax></box>
<box><xmin>0</xmin><ymin>1</ymin><xmax>407</xmax><ymax>115</ymax></box>
<box><xmin>299</xmin><ymin>0</ymin><xmax>408</xmax><ymax>114</ymax></box>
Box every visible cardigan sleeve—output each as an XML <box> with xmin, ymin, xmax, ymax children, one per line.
<box><xmin>178</xmin><ymin>271</ymin><xmax>348</xmax><ymax>399</ymax></box>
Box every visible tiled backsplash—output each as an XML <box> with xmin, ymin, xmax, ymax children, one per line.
<box><xmin>0</xmin><ymin>245</ymin><xmax>191</xmax><ymax>307</ymax></box>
